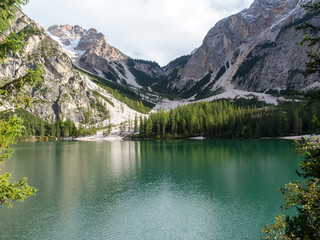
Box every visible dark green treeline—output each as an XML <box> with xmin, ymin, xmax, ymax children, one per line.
<box><xmin>137</xmin><ymin>99</ymin><xmax>320</xmax><ymax>138</ymax></box>
<box><xmin>0</xmin><ymin>109</ymin><xmax>98</xmax><ymax>139</ymax></box>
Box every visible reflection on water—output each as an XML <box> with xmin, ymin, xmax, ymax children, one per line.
<box><xmin>0</xmin><ymin>140</ymin><xmax>299</xmax><ymax>239</ymax></box>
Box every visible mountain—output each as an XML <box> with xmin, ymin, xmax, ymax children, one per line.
<box><xmin>48</xmin><ymin>0</ymin><xmax>320</xmax><ymax>103</ymax></box>
<box><xmin>0</xmin><ymin>11</ymin><xmax>144</xmax><ymax>126</ymax></box>
<box><xmin>47</xmin><ymin>25</ymin><xmax>165</xmax><ymax>89</ymax></box>
<box><xmin>2</xmin><ymin>0</ymin><xmax>320</xmax><ymax>129</ymax></box>
<box><xmin>154</xmin><ymin>0</ymin><xmax>319</xmax><ymax>98</ymax></box>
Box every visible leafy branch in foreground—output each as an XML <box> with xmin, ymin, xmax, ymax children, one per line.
<box><xmin>0</xmin><ymin>64</ymin><xmax>44</xmax><ymax>107</ymax></box>
<box><xmin>261</xmin><ymin>1</ymin><xmax>320</xmax><ymax>237</ymax></box>
<box><xmin>0</xmin><ymin>32</ymin><xmax>26</xmax><ymax>62</ymax></box>
<box><xmin>0</xmin><ymin>173</ymin><xmax>36</xmax><ymax>208</ymax></box>
<box><xmin>0</xmin><ymin>1</ymin><xmax>29</xmax><ymax>31</ymax></box>
<box><xmin>0</xmin><ymin>116</ymin><xmax>37</xmax><ymax>207</ymax></box>
<box><xmin>260</xmin><ymin>138</ymin><xmax>320</xmax><ymax>239</ymax></box>
<box><xmin>0</xmin><ymin>116</ymin><xmax>24</xmax><ymax>162</ymax></box>
<box><xmin>0</xmin><ymin>0</ymin><xmax>39</xmax><ymax>207</ymax></box>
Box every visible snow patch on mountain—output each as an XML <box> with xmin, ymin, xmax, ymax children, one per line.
<box><xmin>47</xmin><ymin>32</ymin><xmax>84</xmax><ymax>62</ymax></box>
<box><xmin>154</xmin><ymin>89</ymin><xmax>282</xmax><ymax>110</ymax></box>
<box><xmin>81</xmin><ymin>74</ymin><xmax>146</xmax><ymax>125</ymax></box>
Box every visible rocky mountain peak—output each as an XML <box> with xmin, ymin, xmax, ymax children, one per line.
<box><xmin>165</xmin><ymin>0</ymin><xmax>315</xmax><ymax>97</ymax></box>
<box><xmin>48</xmin><ymin>24</ymin><xmax>163</xmax><ymax>89</ymax></box>
<box><xmin>47</xmin><ymin>24</ymin><xmax>86</xmax><ymax>46</ymax></box>
<box><xmin>45</xmin><ymin>0</ymin><xmax>319</xmax><ymax>102</ymax></box>
<box><xmin>47</xmin><ymin>24</ymin><xmax>126</xmax><ymax>64</ymax></box>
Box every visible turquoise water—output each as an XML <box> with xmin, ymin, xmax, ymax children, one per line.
<box><xmin>0</xmin><ymin>140</ymin><xmax>300</xmax><ymax>239</ymax></box>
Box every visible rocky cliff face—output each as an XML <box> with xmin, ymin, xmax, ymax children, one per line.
<box><xmin>49</xmin><ymin>0</ymin><xmax>319</xmax><ymax>101</ymax></box>
<box><xmin>48</xmin><ymin>25</ymin><xmax>165</xmax><ymax>89</ymax></box>
<box><xmin>0</xmin><ymin>12</ymin><xmax>143</xmax><ymax>126</ymax></box>
<box><xmin>2</xmin><ymin>0</ymin><xmax>318</xmax><ymax>124</ymax></box>
<box><xmin>161</xmin><ymin>0</ymin><xmax>319</xmax><ymax>98</ymax></box>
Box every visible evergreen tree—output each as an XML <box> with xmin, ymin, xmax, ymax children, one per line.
<box><xmin>56</xmin><ymin>122</ymin><xmax>61</xmax><ymax>139</ymax></box>
<box><xmin>40</xmin><ymin>120</ymin><xmax>45</xmax><ymax>138</ymax></box>
<box><xmin>108</xmin><ymin>123</ymin><xmax>112</xmax><ymax>134</ymax></box>
<box><xmin>311</xmin><ymin>115</ymin><xmax>320</xmax><ymax>133</ymax></box>
<box><xmin>134</xmin><ymin>115</ymin><xmax>138</xmax><ymax>133</ymax></box>
<box><xmin>51</xmin><ymin>120</ymin><xmax>56</xmax><ymax>137</ymax></box>
<box><xmin>27</xmin><ymin>121</ymin><xmax>31</xmax><ymax>137</ymax></box>
<box><xmin>24</xmin><ymin>124</ymin><xmax>29</xmax><ymax>137</ymax></box>
<box><xmin>128</xmin><ymin>117</ymin><xmax>131</xmax><ymax>132</ymax></box>
<box><xmin>139</xmin><ymin>116</ymin><xmax>144</xmax><ymax>134</ymax></box>
<box><xmin>0</xmin><ymin>0</ymin><xmax>39</xmax><ymax>207</ymax></box>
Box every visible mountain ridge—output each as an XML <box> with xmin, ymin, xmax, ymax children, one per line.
<box><xmin>0</xmin><ymin>11</ymin><xmax>146</xmax><ymax>128</ymax></box>
<box><xmin>47</xmin><ymin>0</ymin><xmax>319</xmax><ymax>102</ymax></box>
<box><xmin>1</xmin><ymin>0</ymin><xmax>320</xmax><ymax>130</ymax></box>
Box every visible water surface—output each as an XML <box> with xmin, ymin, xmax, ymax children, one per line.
<box><xmin>0</xmin><ymin>139</ymin><xmax>300</xmax><ymax>239</ymax></box>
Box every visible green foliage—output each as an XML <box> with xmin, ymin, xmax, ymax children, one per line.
<box><xmin>102</xmin><ymin>65</ymin><xmax>119</xmax><ymax>82</ymax></box>
<box><xmin>262</xmin><ymin>3</ymin><xmax>320</xmax><ymax>237</ymax></box>
<box><xmin>214</xmin><ymin>65</ymin><xmax>227</xmax><ymax>81</ymax></box>
<box><xmin>127</xmin><ymin>58</ymin><xmax>163</xmax><ymax>87</ymax></box>
<box><xmin>0</xmin><ymin>0</ymin><xmax>42</xmax><ymax>208</ymax></box>
<box><xmin>95</xmin><ymin>100</ymin><xmax>109</xmax><ymax>116</ymax></box>
<box><xmin>0</xmin><ymin>32</ymin><xmax>25</xmax><ymax>62</ymax></box>
<box><xmin>295</xmin><ymin>138</ymin><xmax>320</xmax><ymax>179</ymax></box>
<box><xmin>74</xmin><ymin>66</ymin><xmax>153</xmax><ymax>113</ymax></box>
<box><xmin>0</xmin><ymin>0</ymin><xmax>29</xmax><ymax>32</ymax></box>
<box><xmin>0</xmin><ymin>116</ymin><xmax>23</xmax><ymax>162</ymax></box>
<box><xmin>0</xmin><ymin>108</ymin><xmax>99</xmax><ymax>139</ymax></box>
<box><xmin>0</xmin><ymin>172</ymin><xmax>37</xmax><ymax>208</ymax></box>
<box><xmin>0</xmin><ymin>115</ymin><xmax>37</xmax><ymax>207</ymax></box>
<box><xmin>134</xmin><ymin>115</ymin><xmax>138</xmax><ymax>133</ymax></box>
<box><xmin>232</xmin><ymin>53</ymin><xmax>265</xmax><ymax>83</ymax></box>
<box><xmin>39</xmin><ymin>38</ymin><xmax>60</xmax><ymax>59</ymax></box>
<box><xmin>296</xmin><ymin>1</ymin><xmax>320</xmax><ymax>77</ymax></box>
<box><xmin>114</xmin><ymin>62</ymin><xmax>126</xmax><ymax>77</ymax></box>
<box><xmin>0</xmin><ymin>109</ymin><xmax>47</xmax><ymax>138</ymax></box>
<box><xmin>261</xmin><ymin>138</ymin><xmax>320</xmax><ymax>239</ymax></box>
<box><xmin>151</xmin><ymin>55</ymin><xmax>191</xmax><ymax>97</ymax></box>
<box><xmin>261</xmin><ymin>215</ymin><xmax>290</xmax><ymax>240</ymax></box>
<box><xmin>19</xmin><ymin>25</ymin><xmax>44</xmax><ymax>40</ymax></box>
<box><xmin>135</xmin><ymin>100</ymin><xmax>320</xmax><ymax>139</ymax></box>
<box><xmin>130</xmin><ymin>58</ymin><xmax>161</xmax><ymax>68</ymax></box>
<box><xmin>311</xmin><ymin>115</ymin><xmax>320</xmax><ymax>133</ymax></box>
<box><xmin>178</xmin><ymin>72</ymin><xmax>212</xmax><ymax>99</ymax></box>
<box><xmin>0</xmin><ymin>64</ymin><xmax>44</xmax><ymax>107</ymax></box>
<box><xmin>92</xmin><ymin>90</ymin><xmax>114</xmax><ymax>107</ymax></box>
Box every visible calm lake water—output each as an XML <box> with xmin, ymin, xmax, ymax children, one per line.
<box><xmin>0</xmin><ymin>139</ymin><xmax>300</xmax><ymax>239</ymax></box>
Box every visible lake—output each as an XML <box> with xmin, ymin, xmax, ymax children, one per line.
<box><xmin>0</xmin><ymin>139</ymin><xmax>300</xmax><ymax>239</ymax></box>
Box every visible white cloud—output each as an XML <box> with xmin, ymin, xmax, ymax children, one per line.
<box><xmin>23</xmin><ymin>0</ymin><xmax>253</xmax><ymax>66</ymax></box>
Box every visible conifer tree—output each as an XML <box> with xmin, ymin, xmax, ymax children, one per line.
<box><xmin>40</xmin><ymin>120</ymin><xmax>44</xmax><ymax>138</ymax></box>
<box><xmin>139</xmin><ymin>116</ymin><xmax>144</xmax><ymax>134</ymax></box>
<box><xmin>0</xmin><ymin>0</ymin><xmax>40</xmax><ymax>207</ymax></box>
<box><xmin>56</xmin><ymin>122</ymin><xmax>61</xmax><ymax>139</ymax></box>
<box><xmin>134</xmin><ymin>115</ymin><xmax>138</xmax><ymax>133</ymax></box>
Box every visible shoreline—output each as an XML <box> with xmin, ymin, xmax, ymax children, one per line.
<box><xmin>18</xmin><ymin>133</ymin><xmax>320</xmax><ymax>143</ymax></box>
<box><xmin>71</xmin><ymin>133</ymin><xmax>320</xmax><ymax>142</ymax></box>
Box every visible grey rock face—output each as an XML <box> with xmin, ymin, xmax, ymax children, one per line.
<box><xmin>232</xmin><ymin>16</ymin><xmax>320</xmax><ymax>92</ymax></box>
<box><xmin>6</xmin><ymin>0</ymin><xmax>318</xmax><ymax>114</ymax></box>
<box><xmin>162</xmin><ymin>0</ymin><xmax>318</xmax><ymax>97</ymax></box>
<box><xmin>48</xmin><ymin>25</ymin><xmax>166</xmax><ymax>89</ymax></box>
<box><xmin>0</xmin><ymin>12</ymin><xmax>112</xmax><ymax>124</ymax></box>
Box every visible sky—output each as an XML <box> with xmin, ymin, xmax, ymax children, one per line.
<box><xmin>22</xmin><ymin>0</ymin><xmax>253</xmax><ymax>66</ymax></box>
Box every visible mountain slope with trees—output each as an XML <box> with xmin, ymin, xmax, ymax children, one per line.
<box><xmin>135</xmin><ymin>99</ymin><xmax>320</xmax><ymax>139</ymax></box>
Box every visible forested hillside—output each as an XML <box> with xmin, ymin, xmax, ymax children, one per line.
<box><xmin>136</xmin><ymin>99</ymin><xmax>320</xmax><ymax>138</ymax></box>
